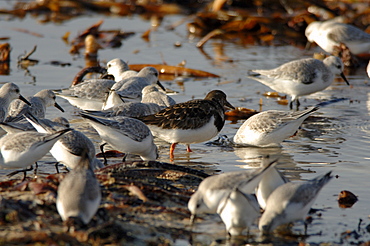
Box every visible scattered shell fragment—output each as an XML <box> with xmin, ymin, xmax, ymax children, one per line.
<box><xmin>338</xmin><ymin>190</ymin><xmax>358</xmax><ymax>208</ymax></box>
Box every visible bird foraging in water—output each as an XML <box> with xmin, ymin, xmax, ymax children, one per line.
<box><xmin>188</xmin><ymin>156</ymin><xmax>277</xmax><ymax>236</ymax></box>
<box><xmin>259</xmin><ymin>171</ymin><xmax>333</xmax><ymax>235</ymax></box>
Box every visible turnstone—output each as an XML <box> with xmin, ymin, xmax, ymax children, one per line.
<box><xmin>138</xmin><ymin>90</ymin><xmax>234</xmax><ymax>159</ymax></box>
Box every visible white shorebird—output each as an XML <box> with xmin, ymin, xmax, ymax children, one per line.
<box><xmin>259</xmin><ymin>171</ymin><xmax>333</xmax><ymax>235</ymax></box>
<box><xmin>0</xmin><ymin>83</ymin><xmax>31</xmax><ymax>122</ymax></box>
<box><xmin>233</xmin><ymin>98</ymin><xmax>347</xmax><ymax>147</ymax></box>
<box><xmin>255</xmin><ymin>166</ymin><xmax>289</xmax><ymax>210</ymax></box>
<box><xmin>305</xmin><ymin>20</ymin><xmax>370</xmax><ymax>55</ymax></box>
<box><xmin>86</xmin><ymin>101</ymin><xmax>161</xmax><ymax>118</ymax></box>
<box><xmin>55</xmin><ymin>79</ymin><xmax>115</xmax><ymax>110</ymax></box>
<box><xmin>24</xmin><ymin>112</ymin><xmax>103</xmax><ymax>171</ymax></box>
<box><xmin>102</xmin><ymin>89</ymin><xmax>125</xmax><ymax>110</ymax></box>
<box><xmin>6</xmin><ymin>89</ymin><xmax>64</xmax><ymax>122</ymax></box>
<box><xmin>80</xmin><ymin>112</ymin><xmax>158</xmax><ymax>163</ymax></box>
<box><xmin>0</xmin><ymin>128</ymin><xmax>71</xmax><ymax>180</ymax></box>
<box><xmin>218</xmin><ymin>189</ymin><xmax>260</xmax><ymax>236</ymax></box>
<box><xmin>56</xmin><ymin>149</ymin><xmax>101</xmax><ymax>230</ymax></box>
<box><xmin>106</xmin><ymin>58</ymin><xmax>137</xmax><ymax>81</ymax></box>
<box><xmin>188</xmin><ymin>157</ymin><xmax>277</xmax><ymax>232</ymax></box>
<box><xmin>141</xmin><ymin>84</ymin><xmax>176</xmax><ymax>108</ymax></box>
<box><xmin>138</xmin><ymin>90</ymin><xmax>234</xmax><ymax>159</ymax></box>
<box><xmin>111</xmin><ymin>67</ymin><xmax>165</xmax><ymax>101</ymax></box>
<box><xmin>248</xmin><ymin>56</ymin><xmax>350</xmax><ymax>109</ymax></box>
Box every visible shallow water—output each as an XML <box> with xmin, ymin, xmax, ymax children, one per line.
<box><xmin>1</xmin><ymin>9</ymin><xmax>370</xmax><ymax>245</ymax></box>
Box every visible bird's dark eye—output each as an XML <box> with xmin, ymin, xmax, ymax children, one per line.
<box><xmin>337</xmin><ymin>65</ymin><xmax>341</xmax><ymax>69</ymax></box>
<box><xmin>15</xmin><ymin>89</ymin><xmax>19</xmax><ymax>93</ymax></box>
<box><xmin>108</xmin><ymin>64</ymin><xmax>111</xmax><ymax>68</ymax></box>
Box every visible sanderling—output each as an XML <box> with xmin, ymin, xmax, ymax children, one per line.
<box><xmin>86</xmin><ymin>101</ymin><xmax>161</xmax><ymax>118</ymax></box>
<box><xmin>218</xmin><ymin>188</ymin><xmax>260</xmax><ymax>236</ymax></box>
<box><xmin>188</xmin><ymin>157</ymin><xmax>277</xmax><ymax>222</ymax></box>
<box><xmin>248</xmin><ymin>56</ymin><xmax>349</xmax><ymax>109</ymax></box>
<box><xmin>141</xmin><ymin>84</ymin><xmax>176</xmax><ymax>108</ymax></box>
<box><xmin>79</xmin><ymin>112</ymin><xmax>158</xmax><ymax>163</ymax></box>
<box><xmin>106</xmin><ymin>58</ymin><xmax>137</xmax><ymax>81</ymax></box>
<box><xmin>24</xmin><ymin>112</ymin><xmax>103</xmax><ymax>171</ymax></box>
<box><xmin>0</xmin><ymin>83</ymin><xmax>31</xmax><ymax>122</ymax></box>
<box><xmin>6</xmin><ymin>89</ymin><xmax>64</xmax><ymax>122</ymax></box>
<box><xmin>111</xmin><ymin>67</ymin><xmax>165</xmax><ymax>101</ymax></box>
<box><xmin>255</xmin><ymin>166</ymin><xmax>289</xmax><ymax>210</ymax></box>
<box><xmin>305</xmin><ymin>20</ymin><xmax>370</xmax><ymax>55</ymax></box>
<box><xmin>138</xmin><ymin>90</ymin><xmax>234</xmax><ymax>159</ymax></box>
<box><xmin>259</xmin><ymin>171</ymin><xmax>333</xmax><ymax>235</ymax></box>
<box><xmin>0</xmin><ymin>128</ymin><xmax>71</xmax><ymax>180</ymax></box>
<box><xmin>233</xmin><ymin>98</ymin><xmax>347</xmax><ymax>147</ymax></box>
<box><xmin>56</xmin><ymin>149</ymin><xmax>101</xmax><ymax>230</ymax></box>
<box><xmin>102</xmin><ymin>89</ymin><xmax>125</xmax><ymax>110</ymax></box>
<box><xmin>55</xmin><ymin>79</ymin><xmax>115</xmax><ymax>111</ymax></box>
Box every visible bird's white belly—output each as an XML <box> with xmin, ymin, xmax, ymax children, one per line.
<box><xmin>149</xmin><ymin>118</ymin><xmax>219</xmax><ymax>144</ymax></box>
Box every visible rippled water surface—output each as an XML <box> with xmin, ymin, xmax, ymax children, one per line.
<box><xmin>1</xmin><ymin>9</ymin><xmax>370</xmax><ymax>245</ymax></box>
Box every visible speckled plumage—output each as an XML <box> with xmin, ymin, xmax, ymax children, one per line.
<box><xmin>138</xmin><ymin>90</ymin><xmax>234</xmax><ymax>158</ymax></box>
<box><xmin>233</xmin><ymin>106</ymin><xmax>318</xmax><ymax>147</ymax></box>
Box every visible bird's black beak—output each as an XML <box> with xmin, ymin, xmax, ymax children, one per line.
<box><xmin>340</xmin><ymin>72</ymin><xmax>350</xmax><ymax>86</ymax></box>
<box><xmin>225</xmin><ymin>100</ymin><xmax>235</xmax><ymax>110</ymax></box>
<box><xmin>19</xmin><ymin>95</ymin><xmax>31</xmax><ymax>106</ymax></box>
<box><xmin>54</xmin><ymin>102</ymin><xmax>65</xmax><ymax>112</ymax></box>
<box><xmin>156</xmin><ymin>81</ymin><xmax>166</xmax><ymax>92</ymax></box>
<box><xmin>100</xmin><ymin>72</ymin><xmax>115</xmax><ymax>80</ymax></box>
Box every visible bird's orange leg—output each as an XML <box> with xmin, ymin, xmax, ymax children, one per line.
<box><xmin>186</xmin><ymin>144</ymin><xmax>192</xmax><ymax>152</ymax></box>
<box><xmin>170</xmin><ymin>143</ymin><xmax>177</xmax><ymax>160</ymax></box>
